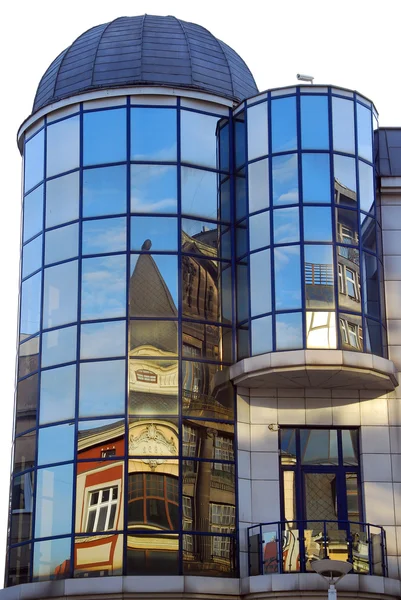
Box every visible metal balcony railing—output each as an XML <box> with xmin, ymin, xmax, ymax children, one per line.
<box><xmin>248</xmin><ymin>520</ymin><xmax>387</xmax><ymax>577</ymax></box>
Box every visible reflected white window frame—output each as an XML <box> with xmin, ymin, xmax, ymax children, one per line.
<box><xmin>85</xmin><ymin>484</ymin><xmax>119</xmax><ymax>533</ymax></box>
<box><xmin>339</xmin><ymin>317</ymin><xmax>362</xmax><ymax>349</ymax></box>
<box><xmin>345</xmin><ymin>267</ymin><xmax>358</xmax><ymax>300</ymax></box>
<box><xmin>12</xmin><ymin>473</ymin><xmax>33</xmax><ymax>514</ymax></box>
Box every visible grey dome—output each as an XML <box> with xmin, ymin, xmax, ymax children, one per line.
<box><xmin>33</xmin><ymin>15</ymin><xmax>258</xmax><ymax>113</ymax></box>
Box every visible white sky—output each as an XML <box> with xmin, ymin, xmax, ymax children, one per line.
<box><xmin>0</xmin><ymin>0</ymin><xmax>400</xmax><ymax>585</ymax></box>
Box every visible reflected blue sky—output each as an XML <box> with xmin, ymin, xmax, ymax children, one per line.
<box><xmin>38</xmin><ymin>423</ymin><xmax>74</xmax><ymax>466</ymax></box>
<box><xmin>272</xmin><ymin>154</ymin><xmax>299</xmax><ymax>205</ymax></box>
<box><xmin>274</xmin><ymin>246</ymin><xmax>302</xmax><ymax>310</ymax></box>
<box><xmin>81</xmin><ymin>320</ymin><xmax>126</xmax><ymax>359</ymax></box>
<box><xmin>276</xmin><ymin>312</ymin><xmax>303</xmax><ymax>350</ymax></box>
<box><xmin>250</xmin><ymin>250</ymin><xmax>271</xmax><ymax>316</ymax></box>
<box><xmin>248</xmin><ymin>159</ymin><xmax>269</xmax><ymax>213</ymax></box>
<box><xmin>250</xmin><ymin>211</ymin><xmax>269</xmax><ymax>250</ymax></box>
<box><xmin>83</xmin><ymin>217</ymin><xmax>126</xmax><ymax>255</ymax></box>
<box><xmin>46</xmin><ymin>171</ymin><xmax>79</xmax><ymax>228</ymax></box>
<box><xmin>131</xmin><ymin>107</ymin><xmax>176</xmax><ymax>161</ymax></box>
<box><xmin>301</xmin><ymin>96</ymin><xmax>329</xmax><ymax>149</ymax></box>
<box><xmin>83</xmin><ymin>165</ymin><xmax>127</xmax><ymax>217</ymax></box>
<box><xmin>84</xmin><ymin>108</ymin><xmax>127</xmax><ymax>165</ymax></box>
<box><xmin>20</xmin><ymin>272</ymin><xmax>41</xmax><ymax>336</ymax></box>
<box><xmin>47</xmin><ymin>116</ymin><xmax>80</xmax><ymax>178</ymax></box>
<box><xmin>39</xmin><ymin>364</ymin><xmax>76</xmax><ymax>424</ymax></box>
<box><xmin>334</xmin><ymin>155</ymin><xmax>356</xmax><ymax>193</ymax></box>
<box><xmin>23</xmin><ymin>185</ymin><xmax>43</xmax><ymax>242</ymax></box>
<box><xmin>79</xmin><ymin>360</ymin><xmax>125</xmax><ymax>417</ymax></box>
<box><xmin>45</xmin><ymin>223</ymin><xmax>79</xmax><ymax>265</ymax></box>
<box><xmin>359</xmin><ymin>161</ymin><xmax>374</xmax><ymax>213</ymax></box>
<box><xmin>43</xmin><ymin>261</ymin><xmax>78</xmax><ymax>329</ymax></box>
<box><xmin>33</xmin><ymin>537</ymin><xmax>71</xmax><ymax>581</ymax></box>
<box><xmin>131</xmin><ymin>216</ymin><xmax>177</xmax><ymax>251</ymax></box>
<box><xmin>357</xmin><ymin>103</ymin><xmax>373</xmax><ymax>162</ymax></box>
<box><xmin>181</xmin><ymin>167</ymin><xmax>217</xmax><ymax>220</ymax></box>
<box><xmin>81</xmin><ymin>255</ymin><xmax>126</xmax><ymax>320</ymax></box>
<box><xmin>304</xmin><ymin>207</ymin><xmax>332</xmax><ymax>241</ymax></box>
<box><xmin>35</xmin><ymin>464</ymin><xmax>73</xmax><ymax>537</ymax></box>
<box><xmin>274</xmin><ymin>207</ymin><xmax>299</xmax><ymax>244</ymax></box>
<box><xmin>41</xmin><ymin>326</ymin><xmax>77</xmax><ymax>369</ymax></box>
<box><xmin>181</xmin><ymin>110</ymin><xmax>219</xmax><ymax>169</ymax></box>
<box><xmin>24</xmin><ymin>129</ymin><xmax>44</xmax><ymax>193</ymax></box>
<box><xmin>131</xmin><ymin>165</ymin><xmax>177</xmax><ymax>213</ymax></box>
<box><xmin>247</xmin><ymin>102</ymin><xmax>268</xmax><ymax>161</ymax></box>
<box><xmin>271</xmin><ymin>97</ymin><xmax>297</xmax><ymax>153</ymax></box>
<box><xmin>304</xmin><ymin>244</ymin><xmax>333</xmax><ymax>265</ymax></box>
<box><xmin>332</xmin><ymin>97</ymin><xmax>355</xmax><ymax>154</ymax></box>
<box><xmin>251</xmin><ymin>316</ymin><xmax>272</xmax><ymax>355</ymax></box>
<box><xmin>22</xmin><ymin>235</ymin><xmax>42</xmax><ymax>278</ymax></box>
<box><xmin>302</xmin><ymin>154</ymin><xmax>331</xmax><ymax>203</ymax></box>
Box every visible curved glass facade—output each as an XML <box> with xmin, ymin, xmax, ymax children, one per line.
<box><xmin>231</xmin><ymin>87</ymin><xmax>386</xmax><ymax>359</ymax></box>
<box><xmin>10</xmin><ymin>98</ymin><xmax>236</xmax><ymax>584</ymax></box>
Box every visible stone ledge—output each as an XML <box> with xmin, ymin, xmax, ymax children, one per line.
<box><xmin>230</xmin><ymin>350</ymin><xmax>398</xmax><ymax>390</ymax></box>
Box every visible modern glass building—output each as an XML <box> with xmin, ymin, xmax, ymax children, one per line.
<box><xmin>4</xmin><ymin>14</ymin><xmax>401</xmax><ymax>600</ymax></box>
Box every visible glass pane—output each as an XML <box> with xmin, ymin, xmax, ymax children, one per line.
<box><xmin>236</xmin><ymin>220</ymin><xmax>247</xmax><ymax>258</ymax></box>
<box><xmin>302</xmin><ymin>153</ymin><xmax>331</xmax><ymax>203</ymax></box>
<box><xmin>251</xmin><ymin>316</ymin><xmax>272</xmax><ymax>355</ymax></box>
<box><xmin>81</xmin><ymin>320</ymin><xmax>126</xmax><ymax>359</ymax></box>
<box><xmin>38</xmin><ymin>423</ymin><xmax>74</xmax><ymax>466</ymax></box>
<box><xmin>129</xmin><ymin>358</ymin><xmax>178</xmax><ymax>415</ymax></box>
<box><xmin>16</xmin><ymin>374</ymin><xmax>38</xmax><ymax>434</ymax></box>
<box><xmin>46</xmin><ymin>171</ymin><xmax>79</xmax><ymax>228</ymax></box>
<box><xmin>83</xmin><ymin>108</ymin><xmax>127</xmax><ymax>165</ymax></box>
<box><xmin>218</xmin><ymin>120</ymin><xmax>229</xmax><ymax>173</ymax></box>
<box><xmin>219</xmin><ymin>179</ymin><xmax>230</xmax><ymax>223</ymax></box>
<box><xmin>181</xmin><ymin>167</ymin><xmax>217</xmax><ymax>220</ymax></box>
<box><xmin>79</xmin><ymin>360</ymin><xmax>125</xmax><ymax>417</ymax></box>
<box><xmin>35</xmin><ymin>464</ymin><xmax>73</xmax><ymax>537</ymax></box>
<box><xmin>342</xmin><ymin>430</ymin><xmax>359</xmax><ymax>466</ymax></box>
<box><xmin>220</xmin><ymin>265</ymin><xmax>232</xmax><ymax>325</ymax></box>
<box><xmin>361</xmin><ymin>214</ymin><xmax>376</xmax><ymax>251</ymax></box>
<box><xmin>306</xmin><ymin>311</ymin><xmax>337</xmax><ymax>349</ymax></box>
<box><xmin>182</xmin><ymin>361</ymin><xmax>234</xmax><ymax>420</ymax></box>
<box><xmin>275</xmin><ymin>246</ymin><xmax>301</xmax><ymax>310</ymax></box>
<box><xmin>250</xmin><ymin>211</ymin><xmax>270</xmax><ymax>250</ymax></box>
<box><xmin>272</xmin><ymin>154</ymin><xmax>298</xmax><ymax>206</ymax></box>
<box><xmin>182</xmin><ymin>255</ymin><xmax>223</xmax><ymax>321</ymax></box>
<box><xmin>74</xmin><ymin>534</ymin><xmax>123</xmax><ymax>577</ymax></box>
<box><xmin>7</xmin><ymin>544</ymin><xmax>31</xmax><ymax>586</ymax></box>
<box><xmin>183</xmin><ymin>534</ymin><xmax>235</xmax><ymax>576</ymax></box>
<box><xmin>304</xmin><ymin>207</ymin><xmax>332</xmax><ymax>242</ymax></box>
<box><xmin>127</xmin><ymin>535</ymin><xmax>178</xmax><ymax>575</ymax></box>
<box><xmin>346</xmin><ymin>473</ymin><xmax>360</xmax><ymax>521</ymax></box>
<box><xmin>248</xmin><ymin>159</ymin><xmax>269</xmax><ymax>213</ymax></box>
<box><xmin>131</xmin><ymin>320</ymin><xmax>178</xmax><ymax>356</ymax></box>
<box><xmin>23</xmin><ymin>185</ymin><xmax>43</xmax><ymax>242</ymax></box>
<box><xmin>359</xmin><ymin>161</ymin><xmax>374</xmax><ymax>213</ymax></box>
<box><xmin>235</xmin><ymin>170</ymin><xmax>246</xmax><ymax>221</ymax></box>
<box><xmin>301</xmin><ymin>96</ymin><xmax>329</xmax><ymax>149</ymax></box>
<box><xmin>40</xmin><ymin>364</ymin><xmax>76</xmax><ymax>425</ymax></box>
<box><xmin>336</xmin><ymin>207</ymin><xmax>358</xmax><ymax>245</ymax></box>
<box><xmin>131</xmin><ymin>107</ymin><xmax>177</xmax><ymax>161</ymax></box>
<box><xmin>365</xmin><ymin>318</ymin><xmax>381</xmax><ymax>355</ymax></box>
<box><xmin>182</xmin><ymin>322</ymin><xmax>229</xmax><ymax>361</ymax></box>
<box><xmin>131</xmin><ymin>164</ymin><xmax>177</xmax><ymax>214</ymax></box>
<box><xmin>130</xmin><ymin>254</ymin><xmax>178</xmax><ymax>317</ymax></box>
<box><xmin>304</xmin><ymin>472</ymin><xmax>337</xmax><ymax>532</ymax></box>
<box><xmin>250</xmin><ymin>250</ymin><xmax>271</xmax><ymax>316</ymax></box>
<box><xmin>247</xmin><ymin>101</ymin><xmax>268</xmax><ymax>160</ymax></box>
<box><xmin>237</xmin><ymin>325</ymin><xmax>249</xmax><ymax>360</ymax></box>
<box><xmin>20</xmin><ymin>272</ymin><xmax>42</xmax><ymax>338</ymax></box>
<box><xmin>82</xmin><ymin>217</ymin><xmax>126</xmax><ymax>255</ymax></box>
<box><xmin>10</xmin><ymin>473</ymin><xmax>34</xmax><ymax>544</ymax></box>
<box><xmin>14</xmin><ymin>431</ymin><xmax>36</xmax><ymax>473</ymax></box>
<box><xmin>22</xmin><ymin>235</ymin><xmax>42</xmax><ymax>278</ymax></box>
<box><xmin>357</xmin><ymin>103</ymin><xmax>373</xmax><ymax>162</ymax></box>
<box><xmin>83</xmin><ymin>165</ymin><xmax>127</xmax><ymax>217</ymax></box>
<box><xmin>273</xmin><ymin>207</ymin><xmax>299</xmax><ymax>244</ymax></box>
<box><xmin>81</xmin><ymin>255</ymin><xmax>126</xmax><ymax>320</ymax></box>
<box><xmin>301</xmin><ymin>430</ymin><xmax>338</xmax><ymax>465</ymax></box>
<box><xmin>33</xmin><ymin>537</ymin><xmax>71</xmax><ymax>581</ymax></box>
<box><xmin>276</xmin><ymin>312</ymin><xmax>303</xmax><ymax>350</ymax></box>
<box><xmin>182</xmin><ymin>218</ymin><xmax>222</xmax><ymax>258</ymax></box>
<box><xmin>131</xmin><ymin>216</ymin><xmax>177</xmax><ymax>251</ymax></box>
<box><xmin>129</xmin><ymin>421</ymin><xmax>178</xmax><ymax>456</ymax></box>
<box><xmin>43</xmin><ymin>261</ymin><xmax>78</xmax><ymax>328</ymax></box>
<box><xmin>47</xmin><ymin>115</ymin><xmax>80</xmax><ymax>177</ymax></box>
<box><xmin>18</xmin><ymin>336</ymin><xmax>39</xmax><ymax>378</ymax></box>
<box><xmin>75</xmin><ymin>462</ymin><xmax>123</xmax><ymax>531</ymax></box>
<box><xmin>271</xmin><ymin>96</ymin><xmax>297</xmax><ymax>153</ymax></box>
<box><xmin>181</xmin><ymin>110</ymin><xmax>219</xmax><ymax>169</ymax></box>
<box><xmin>41</xmin><ymin>326</ymin><xmax>77</xmax><ymax>368</ymax></box>
<box><xmin>236</xmin><ymin>263</ymin><xmax>249</xmax><ymax>323</ymax></box>
<box><xmin>235</xmin><ymin>113</ymin><xmax>245</xmax><ymax>169</ymax></box>
<box><xmin>334</xmin><ymin>155</ymin><xmax>357</xmax><ymax>204</ymax></box>
<box><xmin>24</xmin><ymin>129</ymin><xmax>44</xmax><ymax>193</ymax></box>
<box><xmin>280</xmin><ymin>429</ymin><xmax>297</xmax><ymax>465</ymax></box>
<box><xmin>45</xmin><ymin>223</ymin><xmax>79</xmax><ymax>265</ymax></box>
<box><xmin>362</xmin><ymin>252</ymin><xmax>379</xmax><ymax>318</ymax></box>
<box><xmin>305</xmin><ymin>245</ymin><xmax>334</xmax><ymax>309</ymax></box>
<box><xmin>332</xmin><ymin>97</ymin><xmax>355</xmax><ymax>154</ymax></box>
<box><xmin>337</xmin><ymin>247</ymin><xmax>361</xmax><ymax>312</ymax></box>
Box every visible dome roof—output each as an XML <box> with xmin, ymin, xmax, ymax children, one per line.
<box><xmin>33</xmin><ymin>15</ymin><xmax>258</xmax><ymax>113</ymax></box>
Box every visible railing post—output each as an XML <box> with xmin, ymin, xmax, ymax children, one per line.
<box><xmin>277</xmin><ymin>522</ymin><xmax>283</xmax><ymax>574</ymax></box>
<box><xmin>382</xmin><ymin>527</ymin><xmax>388</xmax><ymax>578</ymax></box>
<box><xmin>323</xmin><ymin>520</ymin><xmax>328</xmax><ymax>559</ymax></box>
<box><xmin>367</xmin><ymin>523</ymin><xmax>373</xmax><ymax>575</ymax></box>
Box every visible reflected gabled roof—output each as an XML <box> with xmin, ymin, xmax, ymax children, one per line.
<box><xmin>33</xmin><ymin>15</ymin><xmax>258</xmax><ymax>113</ymax></box>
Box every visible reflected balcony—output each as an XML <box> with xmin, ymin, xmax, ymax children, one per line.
<box><xmin>248</xmin><ymin>520</ymin><xmax>387</xmax><ymax>577</ymax></box>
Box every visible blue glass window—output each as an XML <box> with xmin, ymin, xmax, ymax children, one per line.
<box><xmin>45</xmin><ymin>223</ymin><xmax>79</xmax><ymax>265</ymax></box>
<box><xmin>83</xmin><ymin>165</ymin><xmax>127</xmax><ymax>217</ymax></box>
<box><xmin>131</xmin><ymin>107</ymin><xmax>177</xmax><ymax>161</ymax></box>
<box><xmin>41</xmin><ymin>326</ymin><xmax>77</xmax><ymax>368</ymax></box>
<box><xmin>24</xmin><ymin>129</ymin><xmax>44</xmax><ymax>193</ymax></box>
<box><xmin>181</xmin><ymin>110</ymin><xmax>219</xmax><ymax>169</ymax></box>
<box><xmin>273</xmin><ymin>207</ymin><xmax>299</xmax><ymax>244</ymax></box>
<box><xmin>38</xmin><ymin>423</ymin><xmax>75</xmax><ymax>466</ymax></box>
<box><xmin>83</xmin><ymin>108</ymin><xmax>127</xmax><ymax>165</ymax></box>
<box><xmin>303</xmin><ymin>207</ymin><xmax>332</xmax><ymax>242</ymax></box>
<box><xmin>272</xmin><ymin>154</ymin><xmax>299</xmax><ymax>205</ymax></box>
<box><xmin>249</xmin><ymin>211</ymin><xmax>270</xmax><ymax>251</ymax></box>
<box><xmin>20</xmin><ymin>273</ymin><xmax>42</xmax><ymax>338</ymax></box>
<box><xmin>81</xmin><ymin>255</ymin><xmax>126</xmax><ymax>320</ymax></box>
<box><xmin>359</xmin><ymin>161</ymin><xmax>374</xmax><ymax>213</ymax></box>
<box><xmin>82</xmin><ymin>217</ymin><xmax>126</xmax><ymax>255</ymax></box>
<box><xmin>39</xmin><ymin>364</ymin><xmax>76</xmax><ymax>424</ymax></box>
<box><xmin>131</xmin><ymin>164</ymin><xmax>177</xmax><ymax>214</ymax></box>
<box><xmin>132</xmin><ymin>216</ymin><xmax>177</xmax><ymax>252</ymax></box>
<box><xmin>22</xmin><ymin>236</ymin><xmax>42</xmax><ymax>278</ymax></box>
<box><xmin>301</xmin><ymin>96</ymin><xmax>329</xmax><ymax>149</ymax></box>
<box><xmin>235</xmin><ymin>113</ymin><xmax>245</xmax><ymax>169</ymax></box>
<box><xmin>250</xmin><ymin>250</ymin><xmax>271</xmax><ymax>316</ymax></box>
<box><xmin>47</xmin><ymin>115</ymin><xmax>80</xmax><ymax>177</ymax></box>
<box><xmin>271</xmin><ymin>96</ymin><xmax>297</xmax><ymax>153</ymax></box>
<box><xmin>276</xmin><ymin>312</ymin><xmax>303</xmax><ymax>350</ymax></box>
<box><xmin>334</xmin><ymin>155</ymin><xmax>357</xmax><ymax>202</ymax></box>
<box><xmin>33</xmin><ymin>538</ymin><xmax>70</xmax><ymax>582</ymax></box>
<box><xmin>46</xmin><ymin>171</ymin><xmax>79</xmax><ymax>228</ymax></box>
<box><xmin>251</xmin><ymin>315</ymin><xmax>272</xmax><ymax>355</ymax></box>
<box><xmin>302</xmin><ymin>154</ymin><xmax>331</xmax><ymax>203</ymax></box>
<box><xmin>357</xmin><ymin>103</ymin><xmax>373</xmax><ymax>162</ymax></box>
<box><xmin>274</xmin><ymin>246</ymin><xmax>302</xmax><ymax>310</ymax></box>
<box><xmin>181</xmin><ymin>167</ymin><xmax>217</xmax><ymax>220</ymax></box>
<box><xmin>35</xmin><ymin>464</ymin><xmax>73</xmax><ymax>537</ymax></box>
<box><xmin>304</xmin><ymin>245</ymin><xmax>334</xmax><ymax>309</ymax></box>
<box><xmin>332</xmin><ymin>97</ymin><xmax>355</xmax><ymax>154</ymax></box>
<box><xmin>247</xmin><ymin>101</ymin><xmax>268</xmax><ymax>160</ymax></box>
<box><xmin>79</xmin><ymin>360</ymin><xmax>126</xmax><ymax>417</ymax></box>
<box><xmin>43</xmin><ymin>261</ymin><xmax>78</xmax><ymax>329</ymax></box>
<box><xmin>248</xmin><ymin>159</ymin><xmax>269</xmax><ymax>213</ymax></box>
<box><xmin>80</xmin><ymin>321</ymin><xmax>126</xmax><ymax>359</ymax></box>
<box><xmin>23</xmin><ymin>185</ymin><xmax>43</xmax><ymax>242</ymax></box>
<box><xmin>130</xmin><ymin>254</ymin><xmax>178</xmax><ymax>317</ymax></box>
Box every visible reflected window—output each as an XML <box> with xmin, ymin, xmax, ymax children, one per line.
<box><xmin>303</xmin><ymin>207</ymin><xmax>332</xmax><ymax>242</ymax></box>
<box><xmin>301</xmin><ymin>96</ymin><xmax>329</xmax><ymax>149</ymax></box>
<box><xmin>272</xmin><ymin>154</ymin><xmax>298</xmax><ymax>205</ymax></box>
<box><xmin>304</xmin><ymin>245</ymin><xmax>334</xmax><ymax>309</ymax></box>
<box><xmin>302</xmin><ymin>153</ymin><xmax>331</xmax><ymax>203</ymax></box>
<box><xmin>20</xmin><ymin>272</ymin><xmax>42</xmax><ymax>338</ymax></box>
<box><xmin>247</xmin><ymin>102</ymin><xmax>268</xmax><ymax>160</ymax></box>
<box><xmin>128</xmin><ymin>473</ymin><xmax>179</xmax><ymax>530</ymax></box>
<box><xmin>131</xmin><ymin>107</ymin><xmax>176</xmax><ymax>161</ymax></box>
<box><xmin>181</xmin><ymin>110</ymin><xmax>219</xmax><ymax>169</ymax></box>
<box><xmin>46</xmin><ymin>171</ymin><xmax>79</xmax><ymax>228</ymax></box>
<box><xmin>181</xmin><ymin>167</ymin><xmax>217</xmax><ymax>220</ymax></box>
<box><xmin>22</xmin><ymin>235</ymin><xmax>42</xmax><ymax>279</ymax></box>
<box><xmin>81</xmin><ymin>255</ymin><xmax>126</xmax><ymax>320</ymax></box>
<box><xmin>81</xmin><ymin>321</ymin><xmax>126</xmax><ymax>359</ymax></box>
<box><xmin>332</xmin><ymin>97</ymin><xmax>355</xmax><ymax>154</ymax></box>
<box><xmin>248</xmin><ymin>159</ymin><xmax>269</xmax><ymax>213</ymax></box>
<box><xmin>339</xmin><ymin>315</ymin><xmax>363</xmax><ymax>351</ymax></box>
<box><xmin>274</xmin><ymin>246</ymin><xmax>301</xmax><ymax>310</ymax></box>
<box><xmin>129</xmin><ymin>358</ymin><xmax>178</xmax><ymax>415</ymax></box>
<box><xmin>79</xmin><ymin>360</ymin><xmax>125</xmax><ymax>417</ymax></box>
<box><xmin>130</xmin><ymin>254</ymin><xmax>178</xmax><ymax>317</ymax></box>
<box><xmin>47</xmin><ymin>115</ymin><xmax>80</xmax><ymax>177</ymax></box>
<box><xmin>40</xmin><ymin>364</ymin><xmax>76</xmax><ymax>425</ymax></box>
<box><xmin>271</xmin><ymin>96</ymin><xmax>297</xmax><ymax>153</ymax></box>
<box><xmin>336</xmin><ymin>208</ymin><xmax>358</xmax><ymax>245</ymax></box>
<box><xmin>43</xmin><ymin>261</ymin><xmax>78</xmax><ymax>328</ymax></box>
<box><xmin>83</xmin><ymin>108</ymin><xmax>127</xmax><ymax>165</ymax></box>
<box><xmin>14</xmin><ymin>432</ymin><xmax>36</xmax><ymax>473</ymax></box>
<box><xmin>276</xmin><ymin>312</ymin><xmax>303</xmax><ymax>351</ymax></box>
<box><xmin>250</xmin><ymin>250</ymin><xmax>271</xmax><ymax>316</ymax></box>
<box><xmin>86</xmin><ymin>486</ymin><xmax>118</xmax><ymax>532</ymax></box>
<box><xmin>83</xmin><ymin>165</ymin><xmax>127</xmax><ymax>217</ymax></box>
<box><xmin>23</xmin><ymin>185</ymin><xmax>43</xmax><ymax>242</ymax></box>
<box><xmin>132</xmin><ymin>216</ymin><xmax>177</xmax><ymax>252</ymax></box>
<box><xmin>41</xmin><ymin>326</ymin><xmax>77</xmax><ymax>368</ymax></box>
<box><xmin>251</xmin><ymin>316</ymin><xmax>272</xmax><ymax>355</ymax></box>
<box><xmin>45</xmin><ymin>223</ymin><xmax>79</xmax><ymax>265</ymax></box>
<box><xmin>273</xmin><ymin>207</ymin><xmax>299</xmax><ymax>244</ymax></box>
<box><xmin>24</xmin><ymin>129</ymin><xmax>44</xmax><ymax>193</ymax></box>
<box><xmin>181</xmin><ymin>257</ymin><xmax>220</xmax><ymax>322</ymax></box>
<box><xmin>35</xmin><ymin>464</ymin><xmax>73</xmax><ymax>538</ymax></box>
<box><xmin>82</xmin><ymin>217</ymin><xmax>126</xmax><ymax>255</ymax></box>
<box><xmin>131</xmin><ymin>164</ymin><xmax>177</xmax><ymax>214</ymax></box>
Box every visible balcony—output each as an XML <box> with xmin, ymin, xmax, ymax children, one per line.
<box><xmin>248</xmin><ymin>520</ymin><xmax>387</xmax><ymax>577</ymax></box>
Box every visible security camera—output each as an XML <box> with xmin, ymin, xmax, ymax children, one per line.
<box><xmin>297</xmin><ymin>73</ymin><xmax>314</xmax><ymax>84</ymax></box>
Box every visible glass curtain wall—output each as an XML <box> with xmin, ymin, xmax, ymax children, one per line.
<box><xmin>10</xmin><ymin>98</ymin><xmax>236</xmax><ymax>585</ymax></box>
<box><xmin>229</xmin><ymin>87</ymin><xmax>385</xmax><ymax>359</ymax></box>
